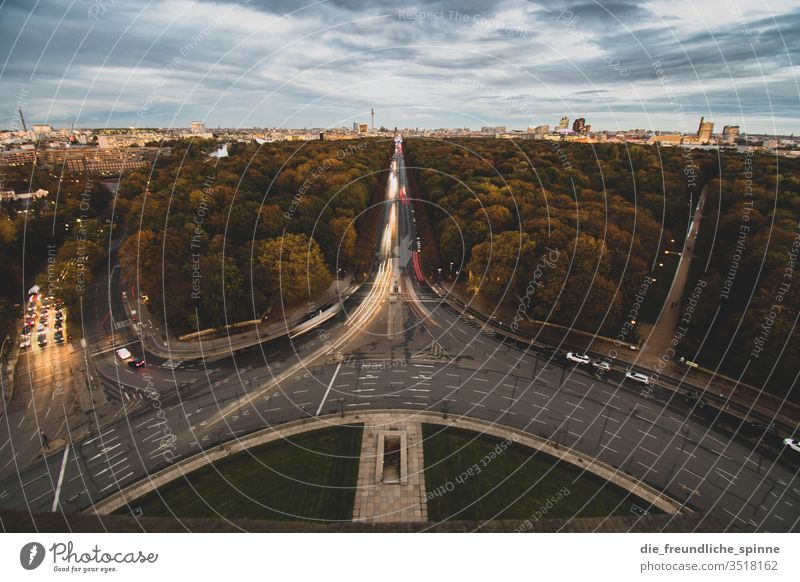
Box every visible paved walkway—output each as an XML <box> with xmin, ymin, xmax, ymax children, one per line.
<box><xmin>639</xmin><ymin>184</ymin><xmax>707</xmax><ymax>368</ymax></box>
<box><xmin>352</xmin><ymin>413</ymin><xmax>427</xmax><ymax>523</ymax></box>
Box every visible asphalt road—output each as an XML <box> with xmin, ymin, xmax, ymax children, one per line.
<box><xmin>1</xmin><ymin>139</ymin><xmax>798</xmax><ymax>531</ymax></box>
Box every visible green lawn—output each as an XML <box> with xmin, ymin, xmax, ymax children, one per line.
<box><xmin>120</xmin><ymin>424</ymin><xmax>363</xmax><ymax>522</ymax></box>
<box><xmin>422</xmin><ymin>424</ymin><xmax>658</xmax><ymax>522</ymax></box>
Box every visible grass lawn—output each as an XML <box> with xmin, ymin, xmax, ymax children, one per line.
<box><xmin>422</xmin><ymin>424</ymin><xmax>659</xmax><ymax>522</ymax></box>
<box><xmin>120</xmin><ymin>424</ymin><xmax>363</xmax><ymax>522</ymax></box>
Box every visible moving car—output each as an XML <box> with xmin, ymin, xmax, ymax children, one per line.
<box><xmin>783</xmin><ymin>438</ymin><xmax>800</xmax><ymax>453</ymax></box>
<box><xmin>54</xmin><ymin>331</ymin><xmax>64</xmax><ymax>343</ymax></box>
<box><xmin>127</xmin><ymin>357</ymin><xmax>146</xmax><ymax>368</ymax></box>
<box><xmin>37</xmin><ymin>333</ymin><xmax>47</xmax><ymax>347</ymax></box>
<box><xmin>566</xmin><ymin>352</ymin><xmax>590</xmax><ymax>365</ymax></box>
<box><xmin>593</xmin><ymin>360</ymin><xmax>611</xmax><ymax>372</ymax></box>
<box><xmin>20</xmin><ymin>336</ymin><xmax>31</xmax><ymax>349</ymax></box>
<box><xmin>625</xmin><ymin>371</ymin><xmax>651</xmax><ymax>385</ymax></box>
<box><xmin>36</xmin><ymin>323</ymin><xmax>45</xmax><ymax>333</ymax></box>
<box><xmin>116</xmin><ymin>347</ymin><xmax>132</xmax><ymax>360</ymax></box>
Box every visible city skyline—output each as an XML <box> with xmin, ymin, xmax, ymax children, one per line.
<box><xmin>1</xmin><ymin>0</ymin><xmax>798</xmax><ymax>134</ymax></box>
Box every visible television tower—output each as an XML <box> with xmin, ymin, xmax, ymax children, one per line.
<box><xmin>370</xmin><ymin>108</ymin><xmax>374</xmax><ymax>132</ymax></box>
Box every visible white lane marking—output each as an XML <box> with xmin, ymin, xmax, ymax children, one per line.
<box><xmin>51</xmin><ymin>445</ymin><xmax>70</xmax><ymax>512</ymax></box>
<box><xmin>316</xmin><ymin>362</ymin><xmax>342</xmax><ymax>415</ymax></box>
<box><xmin>88</xmin><ymin>443</ymin><xmax>121</xmax><ymax>461</ymax></box>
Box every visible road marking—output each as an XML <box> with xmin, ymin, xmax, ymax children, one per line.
<box><xmin>316</xmin><ymin>362</ymin><xmax>342</xmax><ymax>415</ymax></box>
<box><xmin>675</xmin><ymin>446</ymin><xmax>696</xmax><ymax>458</ymax></box>
<box><xmin>637</xmin><ymin>430</ymin><xmax>657</xmax><ymax>440</ymax></box>
<box><xmin>637</xmin><ymin>461</ymin><xmax>657</xmax><ymax>473</ymax></box>
<box><xmin>88</xmin><ymin>443</ymin><xmax>121</xmax><ymax>461</ymax></box>
<box><xmin>51</xmin><ymin>445</ymin><xmax>70</xmax><ymax>512</ymax></box>
<box><xmin>639</xmin><ymin>446</ymin><xmax>658</xmax><ymax>457</ymax></box>
<box><xmin>599</xmin><ymin>444</ymin><xmax>619</xmax><ymax>454</ymax></box>
<box><xmin>469</xmin><ymin>403</ymin><xmax>486</xmax><ymax>408</ymax></box>
<box><xmin>723</xmin><ymin>508</ymin><xmax>745</xmax><ymax>524</ymax></box>
<box><xmin>683</xmin><ymin>468</ymin><xmax>704</xmax><ymax>480</ymax></box>
<box><xmin>714</xmin><ymin>468</ymin><xmax>737</xmax><ymax>485</ymax></box>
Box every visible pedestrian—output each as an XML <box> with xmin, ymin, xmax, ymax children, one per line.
<box><xmin>40</xmin><ymin>430</ymin><xmax>50</xmax><ymax>449</ymax></box>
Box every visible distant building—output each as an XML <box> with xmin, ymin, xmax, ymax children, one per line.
<box><xmin>1</xmin><ymin>188</ymin><xmax>48</xmax><ymax>201</ymax></box>
<box><xmin>357</xmin><ymin>123</ymin><xmax>369</xmax><ymax>134</ymax></box>
<box><xmin>572</xmin><ymin>118</ymin><xmax>586</xmax><ymax>134</ymax></box>
<box><xmin>558</xmin><ymin>116</ymin><xmax>570</xmax><ymax>130</ymax></box>
<box><xmin>721</xmin><ymin>125</ymin><xmax>740</xmax><ymax>144</ymax></box>
<box><xmin>697</xmin><ymin>117</ymin><xmax>714</xmax><ymax>144</ymax></box>
<box><xmin>190</xmin><ymin>121</ymin><xmax>205</xmax><ymax>134</ymax></box>
<box><xmin>584</xmin><ymin>124</ymin><xmax>591</xmax><ymax>134</ymax></box>
<box><xmin>651</xmin><ymin>134</ymin><xmax>683</xmax><ymax>145</ymax></box>
<box><xmin>529</xmin><ymin>125</ymin><xmax>550</xmax><ymax>139</ymax></box>
<box><xmin>32</xmin><ymin>125</ymin><xmax>53</xmax><ymax>139</ymax></box>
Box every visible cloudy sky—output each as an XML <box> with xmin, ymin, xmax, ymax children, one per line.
<box><xmin>1</xmin><ymin>0</ymin><xmax>798</xmax><ymax>134</ymax></box>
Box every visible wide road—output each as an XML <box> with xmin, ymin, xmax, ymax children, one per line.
<box><xmin>1</xmin><ymin>137</ymin><xmax>798</xmax><ymax>531</ymax></box>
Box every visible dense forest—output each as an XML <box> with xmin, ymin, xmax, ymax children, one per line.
<box><xmin>682</xmin><ymin>151</ymin><xmax>800</xmax><ymax>400</ymax></box>
<box><xmin>115</xmin><ymin>138</ymin><xmax>393</xmax><ymax>334</ymax></box>
<box><xmin>405</xmin><ymin>138</ymin><xmax>713</xmax><ymax>335</ymax></box>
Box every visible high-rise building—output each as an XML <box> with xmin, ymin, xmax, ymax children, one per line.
<box><xmin>572</xmin><ymin>117</ymin><xmax>586</xmax><ymax>134</ymax></box>
<box><xmin>721</xmin><ymin>125</ymin><xmax>740</xmax><ymax>144</ymax></box>
<box><xmin>191</xmin><ymin>121</ymin><xmax>205</xmax><ymax>134</ymax></box>
<box><xmin>697</xmin><ymin>116</ymin><xmax>714</xmax><ymax>143</ymax></box>
<box><xmin>558</xmin><ymin>116</ymin><xmax>570</xmax><ymax>129</ymax></box>
<box><xmin>533</xmin><ymin>125</ymin><xmax>549</xmax><ymax>138</ymax></box>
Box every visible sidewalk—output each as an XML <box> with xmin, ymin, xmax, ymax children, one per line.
<box><xmin>127</xmin><ymin>278</ymin><xmax>357</xmax><ymax>361</ymax></box>
<box><xmin>352</xmin><ymin>414</ymin><xmax>428</xmax><ymax>523</ymax></box>
<box><xmin>431</xmin><ymin>280</ymin><xmax>799</xmax><ymax>431</ymax></box>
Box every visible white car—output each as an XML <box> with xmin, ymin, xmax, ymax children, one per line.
<box><xmin>566</xmin><ymin>352</ymin><xmax>590</xmax><ymax>365</ymax></box>
<box><xmin>593</xmin><ymin>360</ymin><xmax>611</xmax><ymax>372</ymax></box>
<box><xmin>625</xmin><ymin>371</ymin><xmax>651</xmax><ymax>385</ymax></box>
<box><xmin>116</xmin><ymin>347</ymin><xmax>132</xmax><ymax>360</ymax></box>
<box><xmin>784</xmin><ymin>438</ymin><xmax>800</xmax><ymax>453</ymax></box>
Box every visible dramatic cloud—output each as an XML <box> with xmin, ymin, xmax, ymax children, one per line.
<box><xmin>0</xmin><ymin>0</ymin><xmax>797</xmax><ymax>133</ymax></box>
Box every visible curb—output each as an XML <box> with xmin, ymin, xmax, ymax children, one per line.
<box><xmin>86</xmin><ymin>409</ymin><xmax>683</xmax><ymax>517</ymax></box>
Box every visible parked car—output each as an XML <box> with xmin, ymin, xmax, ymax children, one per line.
<box><xmin>566</xmin><ymin>352</ymin><xmax>590</xmax><ymax>365</ymax></box>
<box><xmin>624</xmin><ymin>371</ymin><xmax>651</xmax><ymax>385</ymax></box>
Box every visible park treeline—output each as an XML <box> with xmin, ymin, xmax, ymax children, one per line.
<box><xmin>115</xmin><ymin>138</ymin><xmax>392</xmax><ymax>334</ymax></box>
<box><xmin>684</xmin><ymin>151</ymin><xmax>800</xmax><ymax>400</ymax></box>
<box><xmin>405</xmin><ymin>138</ymin><xmax>706</xmax><ymax>334</ymax></box>
<box><xmin>0</xmin><ymin>165</ymin><xmax>112</xmax><ymax>339</ymax></box>
<box><xmin>406</xmin><ymin>137</ymin><xmax>800</xmax><ymax>400</ymax></box>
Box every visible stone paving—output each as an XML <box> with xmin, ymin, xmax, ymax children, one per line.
<box><xmin>352</xmin><ymin>413</ymin><xmax>427</xmax><ymax>523</ymax></box>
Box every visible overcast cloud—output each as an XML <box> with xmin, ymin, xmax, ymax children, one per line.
<box><xmin>1</xmin><ymin>0</ymin><xmax>798</xmax><ymax>133</ymax></box>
